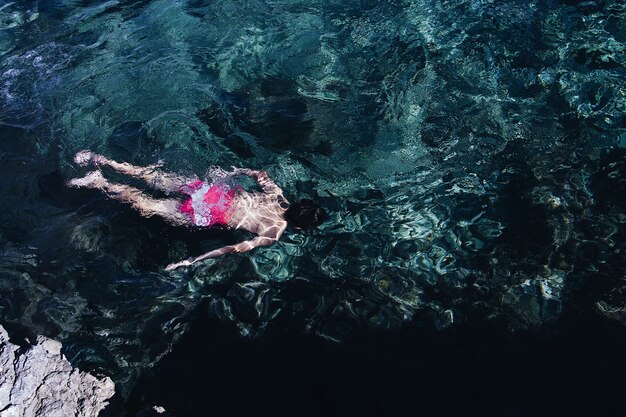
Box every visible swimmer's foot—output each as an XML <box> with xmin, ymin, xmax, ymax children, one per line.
<box><xmin>67</xmin><ymin>170</ymin><xmax>105</xmax><ymax>188</ymax></box>
<box><xmin>74</xmin><ymin>150</ymin><xmax>106</xmax><ymax>166</ymax></box>
<box><xmin>74</xmin><ymin>150</ymin><xmax>95</xmax><ymax>166</ymax></box>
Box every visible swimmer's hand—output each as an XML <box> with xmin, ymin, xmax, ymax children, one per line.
<box><xmin>164</xmin><ymin>252</ymin><xmax>221</xmax><ymax>271</ymax></box>
<box><xmin>164</xmin><ymin>258</ymin><xmax>194</xmax><ymax>271</ymax></box>
<box><xmin>164</xmin><ymin>237</ymin><xmax>278</xmax><ymax>271</ymax></box>
<box><xmin>164</xmin><ymin>250</ymin><xmax>226</xmax><ymax>271</ymax></box>
<box><xmin>230</xmin><ymin>167</ymin><xmax>281</xmax><ymax>195</ymax></box>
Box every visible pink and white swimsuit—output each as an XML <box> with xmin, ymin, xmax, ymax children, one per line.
<box><xmin>179</xmin><ymin>180</ymin><xmax>236</xmax><ymax>227</ymax></box>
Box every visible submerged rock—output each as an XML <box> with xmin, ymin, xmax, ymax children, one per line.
<box><xmin>0</xmin><ymin>325</ymin><xmax>114</xmax><ymax>417</ymax></box>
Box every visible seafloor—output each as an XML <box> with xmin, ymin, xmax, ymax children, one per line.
<box><xmin>0</xmin><ymin>1</ymin><xmax>624</xmax><ymax>416</ymax></box>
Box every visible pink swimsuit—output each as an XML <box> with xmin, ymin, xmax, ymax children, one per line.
<box><xmin>179</xmin><ymin>180</ymin><xmax>236</xmax><ymax>227</ymax></box>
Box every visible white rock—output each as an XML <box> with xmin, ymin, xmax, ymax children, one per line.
<box><xmin>0</xmin><ymin>325</ymin><xmax>115</xmax><ymax>417</ymax></box>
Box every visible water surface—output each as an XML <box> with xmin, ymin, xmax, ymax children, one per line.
<box><xmin>0</xmin><ymin>0</ymin><xmax>625</xmax><ymax>414</ymax></box>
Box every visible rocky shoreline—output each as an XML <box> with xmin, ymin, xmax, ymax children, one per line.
<box><xmin>0</xmin><ymin>325</ymin><xmax>114</xmax><ymax>417</ymax></box>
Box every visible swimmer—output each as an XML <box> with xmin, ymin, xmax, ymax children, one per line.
<box><xmin>67</xmin><ymin>150</ymin><xmax>327</xmax><ymax>270</ymax></box>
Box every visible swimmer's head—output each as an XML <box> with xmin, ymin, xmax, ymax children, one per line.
<box><xmin>284</xmin><ymin>199</ymin><xmax>328</xmax><ymax>230</ymax></box>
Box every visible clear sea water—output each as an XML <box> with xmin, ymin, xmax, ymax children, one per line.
<box><xmin>0</xmin><ymin>1</ymin><xmax>624</xmax><ymax>416</ymax></box>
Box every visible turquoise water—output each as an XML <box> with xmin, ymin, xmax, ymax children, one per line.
<box><xmin>1</xmin><ymin>0</ymin><xmax>625</xmax><ymax>414</ymax></box>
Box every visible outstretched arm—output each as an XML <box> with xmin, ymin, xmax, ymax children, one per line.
<box><xmin>232</xmin><ymin>168</ymin><xmax>282</xmax><ymax>195</ymax></box>
<box><xmin>165</xmin><ymin>236</ymin><xmax>277</xmax><ymax>271</ymax></box>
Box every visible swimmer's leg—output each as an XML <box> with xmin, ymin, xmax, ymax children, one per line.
<box><xmin>74</xmin><ymin>150</ymin><xmax>191</xmax><ymax>193</ymax></box>
<box><xmin>68</xmin><ymin>171</ymin><xmax>189</xmax><ymax>225</ymax></box>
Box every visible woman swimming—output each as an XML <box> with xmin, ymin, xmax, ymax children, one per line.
<box><xmin>67</xmin><ymin>151</ymin><xmax>327</xmax><ymax>270</ymax></box>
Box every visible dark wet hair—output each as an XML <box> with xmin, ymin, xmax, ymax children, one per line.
<box><xmin>284</xmin><ymin>199</ymin><xmax>328</xmax><ymax>229</ymax></box>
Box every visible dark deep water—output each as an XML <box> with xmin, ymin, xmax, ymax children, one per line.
<box><xmin>0</xmin><ymin>0</ymin><xmax>625</xmax><ymax>416</ymax></box>
<box><xmin>122</xmin><ymin>308</ymin><xmax>625</xmax><ymax>417</ymax></box>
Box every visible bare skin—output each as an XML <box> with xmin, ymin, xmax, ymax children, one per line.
<box><xmin>68</xmin><ymin>151</ymin><xmax>288</xmax><ymax>271</ymax></box>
